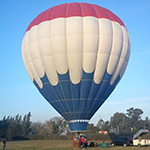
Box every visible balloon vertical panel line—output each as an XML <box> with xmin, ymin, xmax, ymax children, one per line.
<box><xmin>22</xmin><ymin>2</ymin><xmax>131</xmax><ymax>132</ymax></box>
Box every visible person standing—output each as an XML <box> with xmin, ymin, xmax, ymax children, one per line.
<box><xmin>80</xmin><ymin>136</ymin><xmax>85</xmax><ymax>148</ymax></box>
<box><xmin>2</xmin><ymin>138</ymin><xmax>6</xmax><ymax>150</ymax></box>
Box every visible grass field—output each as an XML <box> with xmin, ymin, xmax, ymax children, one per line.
<box><xmin>0</xmin><ymin>140</ymin><xmax>150</xmax><ymax>150</ymax></box>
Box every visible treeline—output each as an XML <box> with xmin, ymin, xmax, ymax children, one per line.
<box><xmin>97</xmin><ymin>107</ymin><xmax>150</xmax><ymax>137</ymax></box>
<box><xmin>0</xmin><ymin>112</ymin><xmax>31</xmax><ymax>140</ymax></box>
<box><xmin>0</xmin><ymin>107</ymin><xmax>150</xmax><ymax>141</ymax></box>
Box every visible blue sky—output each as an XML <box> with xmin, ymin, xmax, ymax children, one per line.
<box><xmin>0</xmin><ymin>0</ymin><xmax>150</xmax><ymax>125</ymax></box>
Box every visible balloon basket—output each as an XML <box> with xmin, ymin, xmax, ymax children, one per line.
<box><xmin>73</xmin><ymin>140</ymin><xmax>81</xmax><ymax>149</ymax></box>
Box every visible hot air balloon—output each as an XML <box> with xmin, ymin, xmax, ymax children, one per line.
<box><xmin>22</xmin><ymin>2</ymin><xmax>131</xmax><ymax>132</ymax></box>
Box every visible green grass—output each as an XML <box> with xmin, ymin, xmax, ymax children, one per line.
<box><xmin>0</xmin><ymin>140</ymin><xmax>150</xmax><ymax>150</ymax></box>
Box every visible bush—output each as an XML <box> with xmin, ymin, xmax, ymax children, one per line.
<box><xmin>11</xmin><ymin>136</ymin><xmax>29</xmax><ymax>141</ymax></box>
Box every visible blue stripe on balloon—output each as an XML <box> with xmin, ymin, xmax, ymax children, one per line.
<box><xmin>68</xmin><ymin>122</ymin><xmax>88</xmax><ymax>132</ymax></box>
<box><xmin>103</xmin><ymin>75</ymin><xmax>121</xmax><ymax>100</ymax></box>
<box><xmin>81</xmin><ymin>71</ymin><xmax>94</xmax><ymax>99</ymax></box>
<box><xmin>53</xmin><ymin>84</ymin><xmax>64</xmax><ymax>100</ymax></box>
<box><xmin>84</xmin><ymin>71</ymin><xmax>112</xmax><ymax>119</ymax></box>
<box><xmin>58</xmin><ymin>71</ymin><xmax>70</xmax><ymax>80</ymax></box>
<box><xmin>33</xmin><ymin>73</ymin><xmax>70</xmax><ymax>120</ymax></box>
<box><xmin>79</xmin><ymin>71</ymin><xmax>94</xmax><ymax>119</ymax></box>
<box><xmin>33</xmin><ymin>70</ymin><xmax>120</xmax><ymax>131</ymax></box>
<box><xmin>36</xmin><ymin>74</ymin><xmax>57</xmax><ymax>101</ymax></box>
<box><xmin>58</xmin><ymin>72</ymin><xmax>75</xmax><ymax>120</ymax></box>
<box><xmin>33</xmin><ymin>79</ymin><xmax>66</xmax><ymax>118</ymax></box>
<box><xmin>82</xmin><ymin>82</ymin><xmax>101</xmax><ymax>119</ymax></box>
<box><xmin>95</xmin><ymin>80</ymin><xmax>110</xmax><ymax>98</ymax></box>
<box><xmin>88</xmin><ymin>82</ymin><xmax>101</xmax><ymax>99</ymax></box>
<box><xmin>94</xmin><ymin>71</ymin><xmax>112</xmax><ymax>99</ymax></box>
<box><xmin>82</xmin><ymin>70</ymin><xmax>94</xmax><ymax>79</ymax></box>
<box><xmin>71</xmin><ymin>83</ymin><xmax>81</xmax><ymax>119</ymax></box>
<box><xmin>60</xmin><ymin>81</ymin><xmax>72</xmax><ymax>99</ymax></box>
<box><xmin>71</xmin><ymin>83</ymin><xmax>81</xmax><ymax>99</ymax></box>
<box><xmin>88</xmin><ymin>99</ymin><xmax>105</xmax><ymax>119</ymax></box>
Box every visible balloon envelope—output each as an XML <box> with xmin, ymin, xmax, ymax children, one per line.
<box><xmin>22</xmin><ymin>2</ymin><xmax>131</xmax><ymax>132</ymax></box>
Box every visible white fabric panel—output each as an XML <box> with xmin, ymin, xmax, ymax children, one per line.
<box><xmin>22</xmin><ymin>16</ymin><xmax>131</xmax><ymax>87</ymax></box>
<box><xmin>38</xmin><ymin>38</ymin><xmax>52</xmax><ymax>57</ymax></box>
<box><xmin>28</xmin><ymin>25</ymin><xmax>45</xmax><ymax>86</ymax></box>
<box><xmin>22</xmin><ymin>49</ymin><xmax>26</xmax><ymax>66</ymax></box>
<box><xmin>107</xmin><ymin>55</ymin><xmax>120</xmax><ymax>75</ymax></box>
<box><xmin>22</xmin><ymin>41</ymin><xmax>33</xmax><ymax>82</ymax></box>
<box><xmin>51</xmin><ymin>35</ymin><xmax>66</xmax><ymax>54</ymax></box>
<box><xmin>126</xmin><ymin>32</ymin><xmax>131</xmax><ymax>61</ymax></box>
<box><xmin>94</xmin><ymin>19</ymin><xmax>112</xmax><ymax>83</ymax></box>
<box><xmin>28</xmin><ymin>41</ymin><xmax>44</xmax><ymax>78</ymax></box>
<box><xmin>22</xmin><ymin>46</ymin><xmax>31</xmax><ymax>66</ymax></box>
<box><xmin>121</xmin><ymin>29</ymin><xmax>131</xmax><ymax>76</ymax></box>
<box><xmin>83</xmin><ymin>34</ymin><xmax>98</xmax><ymax>73</ymax></box>
<box><xmin>120</xmin><ymin>60</ymin><xmax>128</xmax><ymax>81</ymax></box>
<box><xmin>29</xmin><ymin>26</ymin><xmax>41</xmax><ymax>60</ymax></box>
<box><xmin>98</xmin><ymin>19</ymin><xmax>112</xmax><ymax>36</ymax></box>
<box><xmin>32</xmin><ymin>59</ymin><xmax>45</xmax><ymax>78</ymax></box>
<box><xmin>50</xmin><ymin>18</ymin><xmax>66</xmax><ymax>36</ymax></box>
<box><xmin>29</xmin><ymin>41</ymin><xmax>41</xmax><ymax>60</ymax></box>
<box><xmin>97</xmin><ymin>35</ymin><xmax>112</xmax><ymax>54</ymax></box>
<box><xmin>110</xmin><ymin>26</ymin><xmax>129</xmax><ymax>85</ymax></box>
<box><xmin>120</xmin><ymin>42</ymin><xmax>128</xmax><ymax>59</ymax></box>
<box><xmin>107</xmin><ymin>22</ymin><xmax>123</xmax><ymax>75</ymax></box>
<box><xmin>66</xmin><ymin>19</ymin><xmax>83</xmax><ymax>55</ymax></box>
<box><xmin>37</xmin><ymin>21</ymin><xmax>59</xmax><ymax>85</ymax></box>
<box><xmin>51</xmin><ymin>35</ymin><xmax>68</xmax><ymax>74</ymax></box>
<box><xmin>120</xmin><ymin>41</ymin><xmax>131</xmax><ymax>78</ymax></box>
<box><xmin>41</xmin><ymin>56</ymin><xmax>58</xmax><ymax>85</ymax></box>
<box><xmin>119</xmin><ymin>27</ymin><xmax>129</xmax><ymax>59</ymax></box>
<box><xmin>66</xmin><ymin>17</ymin><xmax>83</xmax><ymax>35</ymax></box>
<box><xmin>110</xmin><ymin>58</ymin><xmax>125</xmax><ymax>85</ymax></box>
<box><xmin>29</xmin><ymin>26</ymin><xmax>38</xmax><ymax>42</ymax></box>
<box><xmin>53</xmin><ymin>54</ymin><xmax>68</xmax><ymax>74</ymax></box>
<box><xmin>27</xmin><ymin>62</ymin><xmax>43</xmax><ymax>88</ymax></box>
<box><xmin>128</xmin><ymin>32</ymin><xmax>131</xmax><ymax>47</ymax></box>
<box><xmin>38</xmin><ymin>21</ymin><xmax>52</xmax><ymax>57</ymax></box>
<box><xmin>94</xmin><ymin>54</ymin><xmax>110</xmax><ymax>84</ymax></box>
<box><xmin>38</xmin><ymin>21</ymin><xmax>50</xmax><ymax>38</ymax></box>
<box><xmin>127</xmin><ymin>45</ymin><xmax>131</xmax><ymax>61</ymax></box>
<box><xmin>124</xmin><ymin>33</ymin><xmax>131</xmax><ymax>64</ymax></box>
<box><xmin>67</xmin><ymin>53</ymin><xmax>83</xmax><ymax>84</ymax></box>
<box><xmin>83</xmin><ymin>17</ymin><xmax>99</xmax><ymax>34</ymax></box>
<box><xmin>83</xmin><ymin>34</ymin><xmax>99</xmax><ymax>53</ymax></box>
<box><xmin>110</xmin><ymin>22</ymin><xmax>123</xmax><ymax>56</ymax></box>
<box><xmin>22</xmin><ymin>32</ymin><xmax>31</xmax><ymax>65</ymax></box>
<box><xmin>50</xmin><ymin>18</ymin><xmax>68</xmax><ymax>74</ymax></box>
<box><xmin>22</xmin><ymin>32</ymin><xmax>33</xmax><ymax>81</ymax></box>
<box><xmin>67</xmin><ymin>34</ymin><xmax>83</xmax><ymax>84</ymax></box>
<box><xmin>22</xmin><ymin>32</ymin><xmax>29</xmax><ymax>47</ymax></box>
<box><xmin>83</xmin><ymin>53</ymin><xmax>97</xmax><ymax>73</ymax></box>
<box><xmin>51</xmin><ymin>36</ymin><xmax>66</xmax><ymax>71</ymax></box>
<box><xmin>83</xmin><ymin>17</ymin><xmax>99</xmax><ymax>73</ymax></box>
<box><xmin>121</xmin><ymin>27</ymin><xmax>128</xmax><ymax>42</ymax></box>
<box><xmin>22</xmin><ymin>32</ymin><xmax>33</xmax><ymax>82</ymax></box>
<box><xmin>25</xmin><ymin>65</ymin><xmax>33</xmax><ymax>82</ymax></box>
<box><xmin>66</xmin><ymin>17</ymin><xmax>83</xmax><ymax>84</ymax></box>
<box><xmin>116</xmin><ymin>29</ymin><xmax>131</xmax><ymax>83</ymax></box>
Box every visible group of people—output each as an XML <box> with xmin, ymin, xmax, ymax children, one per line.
<box><xmin>72</xmin><ymin>133</ymin><xmax>87</xmax><ymax>148</ymax></box>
